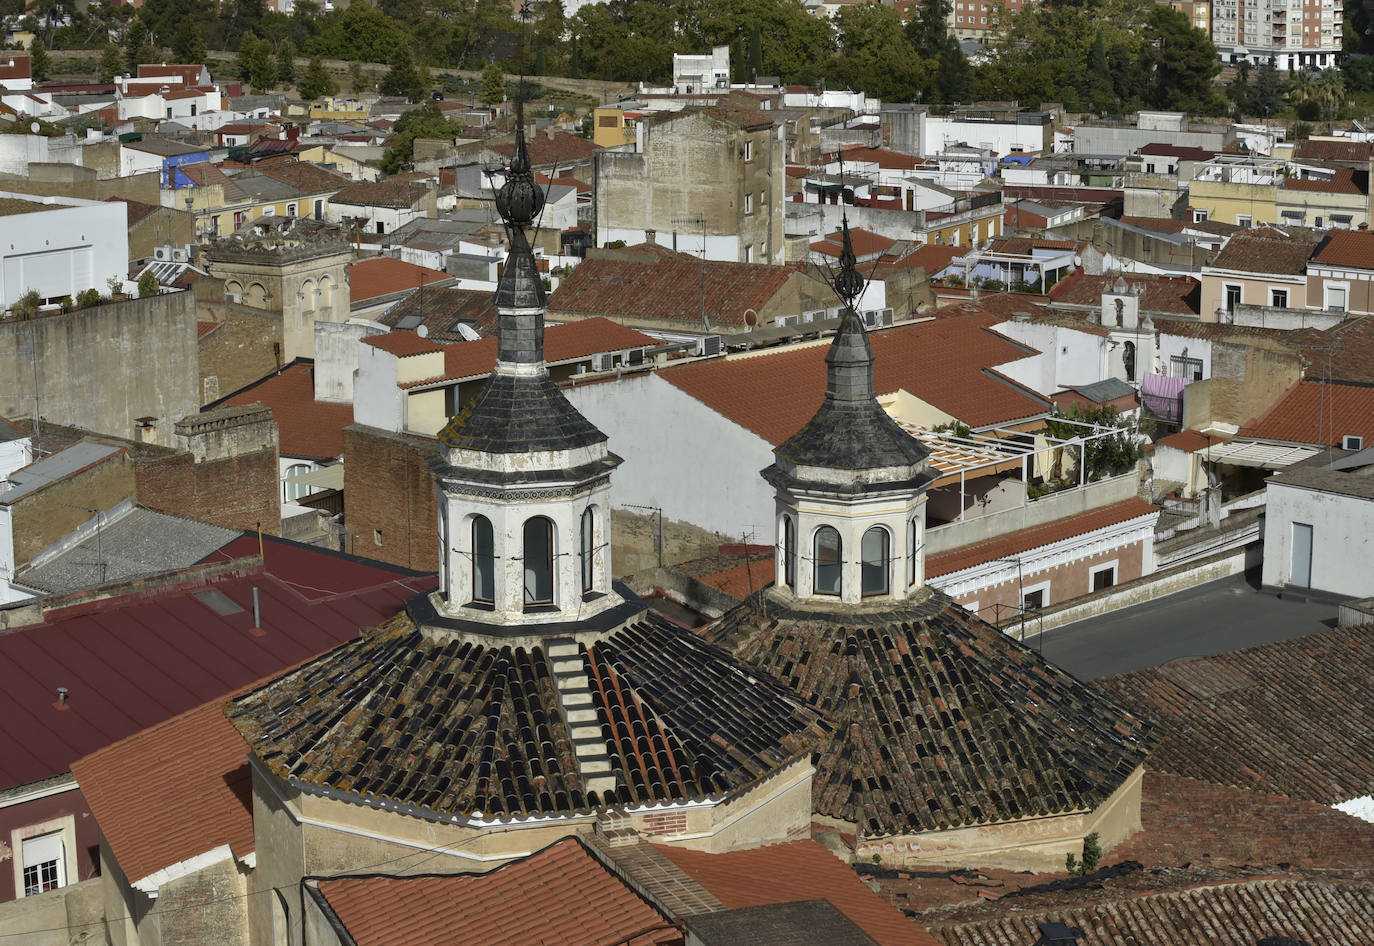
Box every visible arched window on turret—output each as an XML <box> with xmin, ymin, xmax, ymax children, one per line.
<box><xmin>471</xmin><ymin>516</ymin><xmax>495</xmax><ymax>605</ymax></box>
<box><xmin>523</xmin><ymin>516</ymin><xmax>555</xmax><ymax>607</ymax></box>
<box><xmin>580</xmin><ymin>508</ymin><xmax>594</xmax><ymax>595</ymax></box>
<box><xmin>861</xmin><ymin>527</ymin><xmax>890</xmax><ymax>597</ymax></box>
<box><xmin>782</xmin><ymin>516</ymin><xmax>797</xmax><ymax>591</ymax></box>
<box><xmin>814</xmin><ymin>526</ymin><xmax>842</xmax><ymax>596</ymax></box>
<box><xmin>907</xmin><ymin>516</ymin><xmax>919</xmax><ymax>588</ymax></box>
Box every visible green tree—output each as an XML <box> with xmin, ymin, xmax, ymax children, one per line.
<box><xmin>238</xmin><ymin>32</ymin><xmax>275</xmax><ymax>90</ymax></box>
<box><xmin>1228</xmin><ymin>58</ymin><xmax>1250</xmax><ymax>115</ymax></box>
<box><xmin>747</xmin><ymin>21</ymin><xmax>762</xmax><ymax>81</ymax></box>
<box><xmin>276</xmin><ymin>39</ymin><xmax>296</xmax><ymax>86</ymax></box>
<box><xmin>479</xmin><ymin>60</ymin><xmax>504</xmax><ymax>105</ymax></box>
<box><xmin>1250</xmin><ymin>58</ymin><xmax>1282</xmax><ymax>116</ymax></box>
<box><xmin>349</xmin><ymin>59</ymin><xmax>364</xmax><ymax>92</ymax></box>
<box><xmin>28</xmin><ymin>40</ymin><xmax>50</xmax><ymax>82</ymax></box>
<box><xmin>1087</xmin><ymin>29</ymin><xmax>1116</xmax><ymax>112</ymax></box>
<box><xmin>829</xmin><ymin>3</ymin><xmax>925</xmax><ymax>101</ymax></box>
<box><xmin>380</xmin><ymin>46</ymin><xmax>423</xmax><ymax>99</ymax></box>
<box><xmin>98</xmin><ymin>41</ymin><xmax>123</xmax><ymax>82</ymax></box>
<box><xmin>236</xmin><ymin>30</ymin><xmax>258</xmax><ymax>81</ymax></box>
<box><xmin>172</xmin><ymin>18</ymin><xmax>207</xmax><ymax>62</ymax></box>
<box><xmin>123</xmin><ymin>19</ymin><xmax>153</xmax><ymax>73</ymax></box>
<box><xmin>1313</xmin><ymin>68</ymin><xmax>1347</xmax><ymax>124</ymax></box>
<box><xmin>380</xmin><ymin>99</ymin><xmax>460</xmax><ymax>173</ymax></box>
<box><xmin>137</xmin><ymin>269</ymin><xmax>160</xmax><ymax>298</ymax></box>
<box><xmin>1286</xmin><ymin>67</ymin><xmax>1318</xmax><ymax>117</ymax></box>
<box><xmin>298</xmin><ymin>55</ymin><xmax>337</xmax><ymax>99</ymax></box>
<box><xmin>1140</xmin><ymin>5</ymin><xmax>1221</xmax><ymax>113</ymax></box>
<box><xmin>307</xmin><ymin>1</ymin><xmax>409</xmax><ymax>65</ymax></box>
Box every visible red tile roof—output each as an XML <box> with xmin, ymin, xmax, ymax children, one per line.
<box><xmin>1312</xmin><ymin>230</ymin><xmax>1374</xmax><ymax>269</ymax></box>
<box><xmin>1138</xmin><ymin>143</ymin><xmax>1216</xmax><ymax>161</ymax></box>
<box><xmin>1238</xmin><ymin>378</ymin><xmax>1374</xmax><ymax>446</ymax></box>
<box><xmin>332</xmin><ymin>179</ymin><xmax>429</xmax><ymax>209</ymax></box>
<box><xmin>488</xmin><ymin>130</ymin><xmax>604</xmax><ymax>166</ymax></box>
<box><xmin>221</xmin><ymin>362</ymin><xmax>353</xmax><ymax>459</ymax></box>
<box><xmin>926</xmin><ymin>498</ymin><xmax>1159</xmax><ymax>578</ymax></box>
<box><xmin>1294</xmin><ymin>137</ymin><xmax>1374</xmax><ymax>165</ymax></box>
<box><xmin>548</xmin><ymin>246</ymin><xmax>796</xmax><ymax>328</ymax></box>
<box><xmin>136</xmin><ymin>64</ymin><xmax>204</xmax><ymax>84</ymax></box>
<box><xmin>71</xmin><ymin>696</ymin><xmax>253</xmax><ymax>885</ymax></box>
<box><xmin>0</xmin><ymin>53</ymin><xmax>31</xmax><ymax>82</ymax></box>
<box><xmin>661</xmin><ymin>310</ymin><xmax>1048</xmax><ymax>439</ymax></box>
<box><xmin>1281</xmin><ymin>168</ymin><xmax>1367</xmax><ymax>196</ymax></box>
<box><xmin>349</xmin><ymin>257</ymin><xmax>452</xmax><ymax>304</ymax></box>
<box><xmin>694</xmin><ymin>561</ymin><xmax>770</xmax><ymax>601</ymax></box>
<box><xmin>658</xmin><ymin>840</ymin><xmax>939</xmax><ymax>946</ymax></box>
<box><xmin>833</xmin><ymin>144</ymin><xmax>922</xmax><ymax>170</ymax></box>
<box><xmin>363</xmin><ymin>331</ymin><xmax>445</xmax><ymax>357</ymax></box>
<box><xmin>254</xmin><ymin>160</ymin><xmax>351</xmax><ymax>195</ymax></box>
<box><xmin>316</xmin><ymin>838</ymin><xmax>679</xmax><ymax>946</ymax></box>
<box><xmin>810</xmin><ymin>228</ymin><xmax>895</xmax><ymax>259</ymax></box>
<box><xmin>1156</xmin><ymin>429</ymin><xmax>1223</xmax><ymax>453</ymax></box>
<box><xmin>0</xmin><ymin>538</ymin><xmax>434</xmax><ymax>790</ymax></box>
<box><xmin>1048</xmin><ymin>270</ymin><xmax>1201</xmax><ymax>315</ymax></box>
<box><xmin>403</xmin><ymin>318</ymin><xmax>656</xmax><ymax>387</ymax></box>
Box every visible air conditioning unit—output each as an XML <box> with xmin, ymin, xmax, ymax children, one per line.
<box><xmin>154</xmin><ymin>246</ymin><xmax>170</xmax><ymax>261</ymax></box>
<box><xmin>826</xmin><ymin>306</ymin><xmax>844</xmax><ymax>320</ymax></box>
<box><xmin>1343</xmin><ymin>435</ymin><xmax>1364</xmax><ymax>451</ymax></box>
<box><xmin>590</xmin><ymin>352</ymin><xmax>613</xmax><ymax>372</ymax></box>
<box><xmin>877</xmin><ymin>307</ymin><xmax>894</xmax><ymax>326</ymax></box>
<box><xmin>801</xmin><ymin>309</ymin><xmax>827</xmax><ymax>323</ymax></box>
<box><xmin>696</xmin><ymin>334</ymin><xmax>723</xmax><ymax>356</ymax></box>
<box><xmin>626</xmin><ymin>348</ymin><xmax>645</xmax><ymax>366</ymax></box>
<box><xmin>775</xmin><ymin>314</ymin><xmax>798</xmax><ymax>327</ymax></box>
<box><xmin>173</xmin><ymin>247</ymin><xmax>189</xmax><ymax>263</ymax></box>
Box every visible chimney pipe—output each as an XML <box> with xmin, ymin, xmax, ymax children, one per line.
<box><xmin>252</xmin><ymin>586</ymin><xmax>261</xmax><ymax>628</ymax></box>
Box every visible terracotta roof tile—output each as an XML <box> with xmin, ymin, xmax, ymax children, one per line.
<box><xmin>1048</xmin><ymin>271</ymin><xmax>1201</xmax><ymax>315</ymax></box>
<box><xmin>254</xmin><ymin>161</ymin><xmax>351</xmax><ymax>195</ymax></box>
<box><xmin>1138</xmin><ymin>143</ymin><xmax>1216</xmax><ymax>160</ymax></box>
<box><xmin>349</xmin><ymin>257</ymin><xmax>451</xmax><ymax>304</ymax></box>
<box><xmin>1238</xmin><ymin>378</ymin><xmax>1374</xmax><ymax>445</ymax></box>
<box><xmin>1294</xmin><ymin>137</ymin><xmax>1374</xmax><ymax>164</ymax></box>
<box><xmin>228</xmin><ymin>609</ymin><xmax>826</xmax><ymax>818</ymax></box>
<box><xmin>1281</xmin><ymin>167</ymin><xmax>1368</xmax><ymax>195</ymax></box>
<box><xmin>331</xmin><ymin>179</ymin><xmax>429</xmax><ymax>209</ymax></box>
<box><xmin>362</xmin><ymin>331</ymin><xmax>445</xmax><ymax>357</ymax></box>
<box><xmin>488</xmin><ymin>130</ymin><xmax>603</xmax><ymax>166</ymax></box>
<box><xmin>694</xmin><ymin>561</ymin><xmax>770</xmax><ymax>601</ymax></box>
<box><xmin>71</xmin><ymin>696</ymin><xmax>253</xmax><ymax>885</ymax></box>
<box><xmin>1096</xmin><ymin>626</ymin><xmax>1374</xmax><ymax>805</ymax></box>
<box><xmin>658</xmin><ymin>840</ymin><xmax>941</xmax><ymax>946</ymax></box>
<box><xmin>221</xmin><ymin>363</ymin><xmax>352</xmax><ymax>459</ymax></box>
<box><xmin>377</xmin><ymin>286</ymin><xmax>499</xmax><ymax>341</ymax></box>
<box><xmin>1155</xmin><ymin>429</ymin><xmax>1223</xmax><ymax>452</ymax></box>
<box><xmin>811</xmin><ymin>228</ymin><xmax>895</xmax><ymax>258</ymax></box>
<box><xmin>926</xmin><ymin>498</ymin><xmax>1159</xmax><ymax>578</ymax></box>
<box><xmin>315</xmin><ymin>838</ymin><xmax>679</xmax><ymax>946</ymax></box>
<box><xmin>548</xmin><ymin>247</ymin><xmax>795</xmax><ymax>328</ymax></box>
<box><xmin>1209</xmin><ymin>232</ymin><xmax>1318</xmax><ymax>275</ymax></box>
<box><xmin>833</xmin><ymin>144</ymin><xmax>923</xmax><ymax>171</ymax></box>
<box><xmin>661</xmin><ymin>310</ymin><xmax>1048</xmax><ymax>439</ymax></box>
<box><xmin>1312</xmin><ymin>230</ymin><xmax>1374</xmax><ymax>269</ymax></box>
<box><xmin>0</xmin><ymin>54</ymin><xmax>31</xmax><ymax>81</ymax></box>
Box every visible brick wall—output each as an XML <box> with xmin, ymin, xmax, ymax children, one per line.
<box><xmin>342</xmin><ymin>423</ymin><xmax>438</xmax><ymax>571</ymax></box>
<box><xmin>951</xmin><ymin>539</ymin><xmax>1145</xmax><ymax>624</ymax></box>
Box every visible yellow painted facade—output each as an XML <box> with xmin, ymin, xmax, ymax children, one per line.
<box><xmin>592</xmin><ymin>106</ymin><xmax>640</xmax><ymax>149</ymax></box>
<box><xmin>184</xmin><ymin>183</ymin><xmax>335</xmax><ymax>239</ymax></box>
<box><xmin>1188</xmin><ymin>178</ymin><xmax>1279</xmax><ymax>227</ymax></box>
<box><xmin>917</xmin><ymin>205</ymin><xmax>1004</xmax><ymax>250</ymax></box>
<box><xmin>307</xmin><ymin>97</ymin><xmax>371</xmax><ymax>121</ymax></box>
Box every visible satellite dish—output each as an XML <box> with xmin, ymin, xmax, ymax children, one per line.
<box><xmin>416</xmin><ymin>324</ymin><xmax>429</xmax><ymax>338</ymax></box>
<box><xmin>29</xmin><ymin>121</ymin><xmax>39</xmax><ymax>134</ymax></box>
<box><xmin>743</xmin><ymin>308</ymin><xmax>758</xmax><ymax>327</ymax></box>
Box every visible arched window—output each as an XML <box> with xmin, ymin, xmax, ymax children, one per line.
<box><xmin>299</xmin><ymin>279</ymin><xmax>316</xmax><ymax>313</ymax></box>
<box><xmin>523</xmin><ymin>516</ymin><xmax>555</xmax><ymax>606</ymax></box>
<box><xmin>907</xmin><ymin>517</ymin><xmax>919</xmax><ymax>588</ymax></box>
<box><xmin>580</xmin><ymin>508</ymin><xmax>594</xmax><ymax>594</ymax></box>
<box><xmin>814</xmin><ymin>526</ymin><xmax>842</xmax><ymax>596</ymax></box>
<box><xmin>283</xmin><ymin>462</ymin><xmax>311</xmax><ymax>502</ymax></box>
<box><xmin>319</xmin><ymin>275</ymin><xmax>334</xmax><ymax>310</ymax></box>
<box><xmin>782</xmin><ymin>516</ymin><xmax>797</xmax><ymax>591</ymax></box>
<box><xmin>861</xmin><ymin>527</ymin><xmax>890</xmax><ymax>597</ymax></box>
<box><xmin>471</xmin><ymin>516</ymin><xmax>495</xmax><ymax>605</ymax></box>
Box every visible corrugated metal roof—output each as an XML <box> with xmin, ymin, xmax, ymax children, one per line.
<box><xmin>0</xmin><ymin>535</ymin><xmax>435</xmax><ymax>791</ymax></box>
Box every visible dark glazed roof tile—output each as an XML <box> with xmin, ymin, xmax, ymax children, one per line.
<box><xmin>706</xmin><ymin>591</ymin><xmax>1158</xmax><ymax>837</ymax></box>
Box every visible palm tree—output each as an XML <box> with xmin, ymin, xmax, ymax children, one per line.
<box><xmin>1313</xmin><ymin>68</ymin><xmax>1347</xmax><ymax>126</ymax></box>
<box><xmin>1285</xmin><ymin>67</ymin><xmax>1317</xmax><ymax>116</ymax></box>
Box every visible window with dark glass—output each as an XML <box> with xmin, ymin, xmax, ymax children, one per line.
<box><xmin>814</xmin><ymin>526</ymin><xmax>842</xmax><ymax>596</ymax></box>
<box><xmin>783</xmin><ymin>516</ymin><xmax>797</xmax><ymax>590</ymax></box>
<box><xmin>471</xmin><ymin>516</ymin><xmax>495</xmax><ymax>604</ymax></box>
<box><xmin>907</xmin><ymin>517</ymin><xmax>919</xmax><ymax>587</ymax></box>
<box><xmin>861</xmin><ymin>527</ymin><xmax>890</xmax><ymax>597</ymax></box>
<box><xmin>580</xmin><ymin>508</ymin><xmax>594</xmax><ymax>594</ymax></box>
<box><xmin>523</xmin><ymin>516</ymin><xmax>555</xmax><ymax>606</ymax></box>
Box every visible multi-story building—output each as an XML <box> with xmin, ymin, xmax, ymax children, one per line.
<box><xmin>1171</xmin><ymin>0</ymin><xmax>1212</xmax><ymax>33</ymax></box>
<box><xmin>949</xmin><ymin>0</ymin><xmax>1029</xmax><ymax>40</ymax></box>
<box><xmin>1211</xmin><ymin>0</ymin><xmax>1339</xmax><ymax>70</ymax></box>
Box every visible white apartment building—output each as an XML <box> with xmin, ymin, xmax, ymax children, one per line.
<box><xmin>1212</xmin><ymin>0</ymin><xmax>1339</xmax><ymax>70</ymax></box>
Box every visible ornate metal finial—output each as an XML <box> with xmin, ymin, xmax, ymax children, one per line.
<box><xmin>833</xmin><ymin>213</ymin><xmax>864</xmax><ymax>308</ymax></box>
<box><xmin>494</xmin><ymin>0</ymin><xmax>543</xmax><ymax>229</ymax></box>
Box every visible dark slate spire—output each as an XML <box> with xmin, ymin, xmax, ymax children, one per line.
<box><xmin>765</xmin><ymin>217</ymin><xmax>930</xmax><ymax>490</ymax></box>
<box><xmin>493</xmin><ymin>86</ymin><xmax>547</xmax><ymax>343</ymax></box>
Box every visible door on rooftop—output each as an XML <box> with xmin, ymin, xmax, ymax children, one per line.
<box><xmin>1224</xmin><ymin>284</ymin><xmax>1242</xmax><ymax>314</ymax></box>
<box><xmin>1290</xmin><ymin>522</ymin><xmax>1313</xmax><ymax>589</ymax></box>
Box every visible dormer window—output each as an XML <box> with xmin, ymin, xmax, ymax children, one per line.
<box><xmin>814</xmin><ymin>526</ymin><xmax>843</xmax><ymax>596</ymax></box>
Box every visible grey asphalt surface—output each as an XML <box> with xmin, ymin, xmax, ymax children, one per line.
<box><xmin>1029</xmin><ymin>572</ymin><xmax>1342</xmax><ymax>680</ymax></box>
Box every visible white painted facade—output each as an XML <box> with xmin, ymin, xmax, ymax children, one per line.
<box><xmin>1262</xmin><ymin>477</ymin><xmax>1374</xmax><ymax>597</ymax></box>
<box><xmin>0</xmin><ymin>193</ymin><xmax>128</xmax><ymax>307</ymax></box>
<box><xmin>0</xmin><ymin>134</ymin><xmax>83</xmax><ymax>177</ymax></box>
<box><xmin>993</xmin><ymin>321</ymin><xmax>1108</xmax><ymax>395</ymax></box>
<box><xmin>0</xmin><ymin>431</ymin><xmax>33</xmax><ymax>602</ymax></box>
<box><xmin>565</xmin><ymin>373</ymin><xmax>776</xmax><ymax>540</ymax></box>
<box><xmin>910</xmin><ymin>112</ymin><xmax>1046</xmax><ymax>159</ymax></box>
<box><xmin>672</xmin><ymin>46</ymin><xmax>730</xmax><ymax>95</ymax></box>
<box><xmin>327</xmin><ymin>200</ymin><xmax>424</xmax><ymax>236</ymax></box>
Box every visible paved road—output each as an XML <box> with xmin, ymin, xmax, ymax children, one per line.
<box><xmin>1031</xmin><ymin>572</ymin><xmax>1341</xmax><ymax>681</ymax></box>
